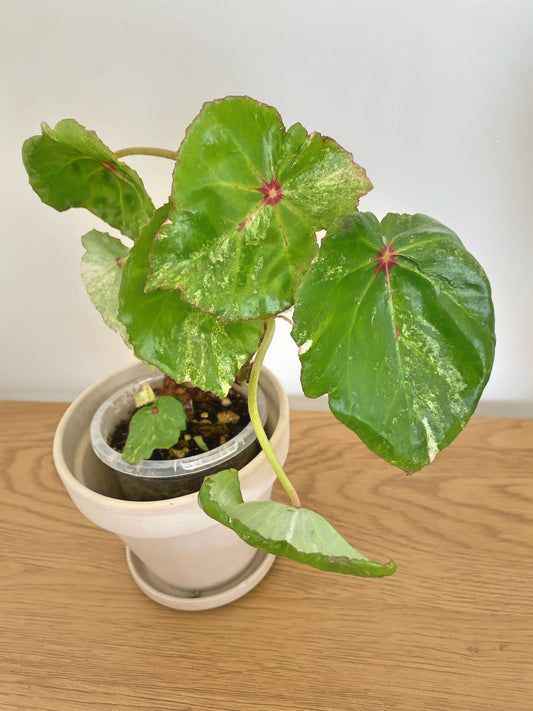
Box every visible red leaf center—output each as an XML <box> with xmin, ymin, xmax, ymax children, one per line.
<box><xmin>374</xmin><ymin>242</ymin><xmax>398</xmax><ymax>279</ymax></box>
<box><xmin>256</xmin><ymin>177</ymin><xmax>283</xmax><ymax>207</ymax></box>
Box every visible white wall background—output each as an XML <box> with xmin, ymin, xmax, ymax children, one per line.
<box><xmin>2</xmin><ymin>0</ymin><xmax>532</xmax><ymax>411</ymax></box>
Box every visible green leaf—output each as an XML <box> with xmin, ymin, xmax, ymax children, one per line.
<box><xmin>22</xmin><ymin>120</ymin><xmax>154</xmax><ymax>239</ymax></box>
<box><xmin>292</xmin><ymin>212</ymin><xmax>495</xmax><ymax>472</ymax></box>
<box><xmin>146</xmin><ymin>96</ymin><xmax>372</xmax><ymax>321</ymax></box>
<box><xmin>198</xmin><ymin>469</ymin><xmax>396</xmax><ymax>577</ymax></box>
<box><xmin>81</xmin><ymin>230</ymin><xmax>130</xmax><ymax>344</ymax></box>
<box><xmin>134</xmin><ymin>383</ymin><xmax>156</xmax><ymax>408</ymax></box>
<box><xmin>118</xmin><ymin>205</ymin><xmax>264</xmax><ymax>397</ymax></box>
<box><xmin>122</xmin><ymin>396</ymin><xmax>187</xmax><ymax>464</ymax></box>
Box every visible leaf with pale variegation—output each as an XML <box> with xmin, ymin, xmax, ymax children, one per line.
<box><xmin>292</xmin><ymin>212</ymin><xmax>495</xmax><ymax>472</ymax></box>
<box><xmin>146</xmin><ymin>96</ymin><xmax>372</xmax><ymax>321</ymax></box>
<box><xmin>118</xmin><ymin>205</ymin><xmax>264</xmax><ymax>397</ymax></box>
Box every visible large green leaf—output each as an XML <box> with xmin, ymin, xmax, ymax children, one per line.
<box><xmin>119</xmin><ymin>205</ymin><xmax>264</xmax><ymax>397</ymax></box>
<box><xmin>292</xmin><ymin>212</ymin><xmax>495</xmax><ymax>472</ymax></box>
<box><xmin>81</xmin><ymin>230</ymin><xmax>130</xmax><ymax>344</ymax></box>
<box><xmin>146</xmin><ymin>96</ymin><xmax>372</xmax><ymax>321</ymax></box>
<box><xmin>123</xmin><ymin>396</ymin><xmax>187</xmax><ymax>464</ymax></box>
<box><xmin>199</xmin><ymin>469</ymin><xmax>397</xmax><ymax>577</ymax></box>
<box><xmin>22</xmin><ymin>120</ymin><xmax>154</xmax><ymax>239</ymax></box>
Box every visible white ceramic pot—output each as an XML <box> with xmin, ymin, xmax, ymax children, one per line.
<box><xmin>53</xmin><ymin>362</ymin><xmax>290</xmax><ymax>610</ymax></box>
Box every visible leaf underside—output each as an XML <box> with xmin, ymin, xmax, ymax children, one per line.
<box><xmin>292</xmin><ymin>212</ymin><xmax>495</xmax><ymax>472</ymax></box>
<box><xmin>22</xmin><ymin>119</ymin><xmax>154</xmax><ymax>239</ymax></box>
<box><xmin>146</xmin><ymin>96</ymin><xmax>373</xmax><ymax>321</ymax></box>
<box><xmin>80</xmin><ymin>230</ymin><xmax>130</xmax><ymax>345</ymax></box>
<box><xmin>118</xmin><ymin>205</ymin><xmax>264</xmax><ymax>397</ymax></box>
<box><xmin>198</xmin><ymin>469</ymin><xmax>397</xmax><ymax>577</ymax></box>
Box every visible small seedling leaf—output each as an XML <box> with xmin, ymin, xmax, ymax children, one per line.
<box><xmin>122</xmin><ymin>396</ymin><xmax>187</xmax><ymax>464</ymax></box>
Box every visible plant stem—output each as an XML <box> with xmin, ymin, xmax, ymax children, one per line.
<box><xmin>114</xmin><ymin>147</ymin><xmax>178</xmax><ymax>161</ymax></box>
<box><xmin>248</xmin><ymin>318</ymin><xmax>301</xmax><ymax>508</ymax></box>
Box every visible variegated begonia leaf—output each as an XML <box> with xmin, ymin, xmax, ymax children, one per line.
<box><xmin>81</xmin><ymin>230</ymin><xmax>130</xmax><ymax>345</ymax></box>
<box><xmin>146</xmin><ymin>96</ymin><xmax>372</xmax><ymax>321</ymax></box>
<box><xmin>199</xmin><ymin>469</ymin><xmax>397</xmax><ymax>577</ymax></box>
<box><xmin>118</xmin><ymin>205</ymin><xmax>264</xmax><ymax>397</ymax></box>
<box><xmin>292</xmin><ymin>212</ymin><xmax>495</xmax><ymax>472</ymax></box>
<box><xmin>22</xmin><ymin>120</ymin><xmax>154</xmax><ymax>239</ymax></box>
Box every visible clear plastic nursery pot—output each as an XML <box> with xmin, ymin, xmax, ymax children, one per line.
<box><xmin>90</xmin><ymin>370</ymin><xmax>268</xmax><ymax>501</ymax></box>
<box><xmin>53</xmin><ymin>361</ymin><xmax>290</xmax><ymax>611</ymax></box>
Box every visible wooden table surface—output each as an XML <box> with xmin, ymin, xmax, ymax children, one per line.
<box><xmin>1</xmin><ymin>402</ymin><xmax>532</xmax><ymax>711</ymax></box>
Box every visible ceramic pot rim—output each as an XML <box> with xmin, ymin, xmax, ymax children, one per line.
<box><xmin>53</xmin><ymin>362</ymin><xmax>289</xmax><ymax>514</ymax></box>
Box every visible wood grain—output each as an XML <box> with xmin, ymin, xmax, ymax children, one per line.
<box><xmin>1</xmin><ymin>403</ymin><xmax>532</xmax><ymax>710</ymax></box>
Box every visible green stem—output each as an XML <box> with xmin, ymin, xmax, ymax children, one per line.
<box><xmin>248</xmin><ymin>318</ymin><xmax>301</xmax><ymax>508</ymax></box>
<box><xmin>114</xmin><ymin>147</ymin><xmax>178</xmax><ymax>161</ymax></box>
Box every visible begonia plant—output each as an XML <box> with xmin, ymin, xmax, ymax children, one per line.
<box><xmin>22</xmin><ymin>96</ymin><xmax>495</xmax><ymax>578</ymax></box>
